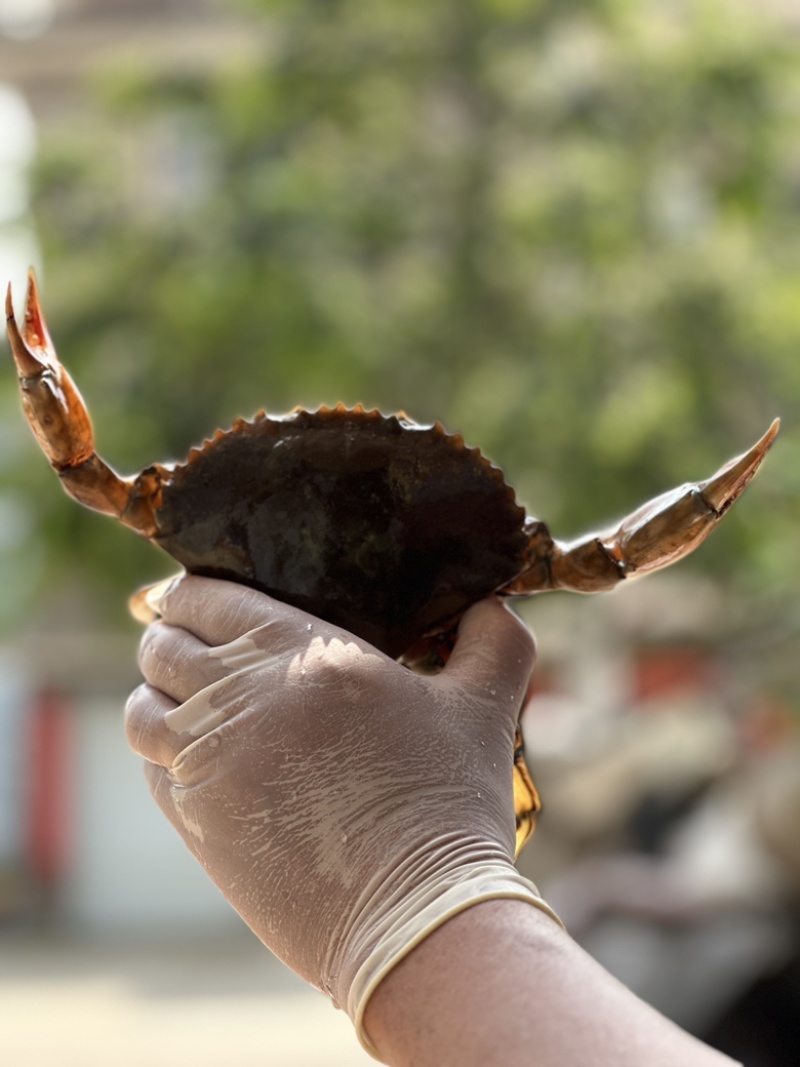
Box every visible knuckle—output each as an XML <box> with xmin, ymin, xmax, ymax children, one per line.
<box><xmin>137</xmin><ymin>620</ymin><xmax>167</xmax><ymax>672</ymax></box>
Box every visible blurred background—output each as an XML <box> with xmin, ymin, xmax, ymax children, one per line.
<box><xmin>0</xmin><ymin>0</ymin><xmax>798</xmax><ymax>1063</ymax></box>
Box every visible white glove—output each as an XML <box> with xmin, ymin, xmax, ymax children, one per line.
<box><xmin>125</xmin><ymin>576</ymin><xmax>560</xmax><ymax>1056</ymax></box>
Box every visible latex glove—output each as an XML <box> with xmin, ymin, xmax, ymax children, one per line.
<box><xmin>125</xmin><ymin>576</ymin><xmax>560</xmax><ymax>1055</ymax></box>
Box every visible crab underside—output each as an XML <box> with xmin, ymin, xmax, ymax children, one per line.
<box><xmin>5</xmin><ymin>273</ymin><xmax>779</xmax><ymax>853</ymax></box>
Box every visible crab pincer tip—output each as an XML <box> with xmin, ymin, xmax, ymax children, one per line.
<box><xmin>702</xmin><ymin>418</ymin><xmax>781</xmax><ymax>515</ymax></box>
<box><xmin>26</xmin><ymin>266</ymin><xmax>39</xmax><ymax>297</ymax></box>
<box><xmin>765</xmin><ymin>416</ymin><xmax>781</xmax><ymax>443</ymax></box>
<box><xmin>21</xmin><ymin>269</ymin><xmax>53</xmax><ymax>353</ymax></box>
<box><xmin>744</xmin><ymin>417</ymin><xmax>781</xmax><ymax>469</ymax></box>
<box><xmin>5</xmin><ymin>278</ymin><xmax>47</xmax><ymax>377</ymax></box>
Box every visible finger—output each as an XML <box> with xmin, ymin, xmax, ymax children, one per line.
<box><xmin>127</xmin><ymin>673</ymin><xmax>254</xmax><ymax>774</ymax></box>
<box><xmin>155</xmin><ymin>575</ymin><xmax>320</xmax><ymax>647</ymax></box>
<box><xmin>138</xmin><ymin>620</ymin><xmax>215</xmax><ymax>703</ymax></box>
<box><xmin>125</xmin><ymin>683</ymin><xmax>183</xmax><ymax>767</ymax></box>
<box><xmin>440</xmin><ymin>596</ymin><xmax>536</xmax><ymax>714</ymax></box>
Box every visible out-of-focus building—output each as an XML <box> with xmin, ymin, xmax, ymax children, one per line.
<box><xmin>0</xmin><ymin>0</ymin><xmax>259</xmax><ymax>121</ymax></box>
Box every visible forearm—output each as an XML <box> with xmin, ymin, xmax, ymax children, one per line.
<box><xmin>364</xmin><ymin>899</ymin><xmax>742</xmax><ymax>1067</ymax></box>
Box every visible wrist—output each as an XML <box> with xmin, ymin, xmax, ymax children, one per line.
<box><xmin>362</xmin><ymin>899</ymin><xmax>564</xmax><ymax>1066</ymax></box>
<box><xmin>363</xmin><ymin>898</ymin><xmax>743</xmax><ymax>1067</ymax></box>
<box><xmin>329</xmin><ymin>837</ymin><xmax>562</xmax><ymax>1058</ymax></box>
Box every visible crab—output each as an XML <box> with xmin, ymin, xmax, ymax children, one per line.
<box><xmin>6</xmin><ymin>272</ymin><xmax>779</xmax><ymax>853</ymax></box>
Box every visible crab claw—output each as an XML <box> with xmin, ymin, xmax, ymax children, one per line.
<box><xmin>6</xmin><ymin>271</ymin><xmax>95</xmax><ymax>470</ymax></box>
<box><xmin>6</xmin><ymin>271</ymin><xmax>158</xmax><ymax>534</ymax></box>
<box><xmin>509</xmin><ymin>419</ymin><xmax>780</xmax><ymax>595</ymax></box>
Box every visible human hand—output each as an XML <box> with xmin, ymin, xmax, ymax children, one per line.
<box><xmin>125</xmin><ymin>577</ymin><xmax>558</xmax><ymax>1050</ymax></box>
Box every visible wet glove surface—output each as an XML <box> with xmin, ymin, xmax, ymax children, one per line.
<box><xmin>125</xmin><ymin>576</ymin><xmax>559</xmax><ymax>1052</ymax></box>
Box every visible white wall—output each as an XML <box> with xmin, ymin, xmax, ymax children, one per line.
<box><xmin>63</xmin><ymin>696</ymin><xmax>242</xmax><ymax>934</ymax></box>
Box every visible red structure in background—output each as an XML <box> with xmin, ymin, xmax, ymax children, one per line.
<box><xmin>24</xmin><ymin>688</ymin><xmax>73</xmax><ymax>905</ymax></box>
<box><xmin>630</xmin><ymin>645</ymin><xmax>716</xmax><ymax>704</ymax></box>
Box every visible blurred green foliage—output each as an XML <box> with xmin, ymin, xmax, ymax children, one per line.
<box><xmin>1</xmin><ymin>0</ymin><xmax>798</xmax><ymax>638</ymax></box>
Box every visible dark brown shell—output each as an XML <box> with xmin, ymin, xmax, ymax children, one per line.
<box><xmin>147</xmin><ymin>405</ymin><xmax>528</xmax><ymax>660</ymax></box>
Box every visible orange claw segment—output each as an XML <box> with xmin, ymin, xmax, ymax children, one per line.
<box><xmin>7</xmin><ymin>272</ymin><xmax>96</xmax><ymax>471</ymax></box>
<box><xmin>600</xmin><ymin>418</ymin><xmax>781</xmax><ymax>582</ymax></box>
<box><xmin>5</xmin><ymin>272</ymin><xmax>158</xmax><ymax>533</ymax></box>
<box><xmin>509</xmin><ymin>420</ymin><xmax>780</xmax><ymax>595</ymax></box>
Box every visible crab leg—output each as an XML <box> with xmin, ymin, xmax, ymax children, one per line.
<box><xmin>508</xmin><ymin>419</ymin><xmax>780</xmax><ymax>595</ymax></box>
<box><xmin>6</xmin><ymin>272</ymin><xmax>159</xmax><ymax>536</ymax></box>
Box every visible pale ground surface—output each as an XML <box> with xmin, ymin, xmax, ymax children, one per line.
<box><xmin>0</xmin><ymin>929</ymin><xmax>376</xmax><ymax>1067</ymax></box>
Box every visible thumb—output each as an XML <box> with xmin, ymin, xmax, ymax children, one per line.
<box><xmin>440</xmin><ymin>596</ymin><xmax>536</xmax><ymax>712</ymax></box>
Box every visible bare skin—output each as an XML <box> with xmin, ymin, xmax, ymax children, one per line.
<box><xmin>365</xmin><ymin>900</ymin><xmax>741</xmax><ymax>1067</ymax></box>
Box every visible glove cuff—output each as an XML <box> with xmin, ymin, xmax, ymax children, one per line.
<box><xmin>346</xmin><ymin>861</ymin><xmax>562</xmax><ymax>1060</ymax></box>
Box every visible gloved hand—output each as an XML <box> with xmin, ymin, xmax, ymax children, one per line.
<box><xmin>125</xmin><ymin>576</ymin><xmax>559</xmax><ymax>1055</ymax></box>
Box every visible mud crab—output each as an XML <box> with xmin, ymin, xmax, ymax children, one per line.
<box><xmin>6</xmin><ymin>272</ymin><xmax>779</xmax><ymax>853</ymax></box>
